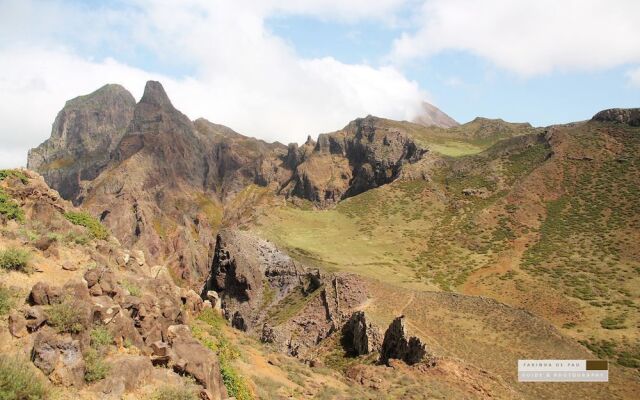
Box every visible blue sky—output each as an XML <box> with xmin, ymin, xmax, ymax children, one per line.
<box><xmin>268</xmin><ymin>15</ymin><xmax>639</xmax><ymax>125</ymax></box>
<box><xmin>0</xmin><ymin>0</ymin><xmax>639</xmax><ymax>167</ymax></box>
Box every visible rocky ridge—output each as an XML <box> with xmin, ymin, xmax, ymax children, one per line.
<box><xmin>1</xmin><ymin>170</ymin><xmax>227</xmax><ymax>399</ymax></box>
<box><xmin>203</xmin><ymin>228</ymin><xmax>435</xmax><ymax>367</ymax></box>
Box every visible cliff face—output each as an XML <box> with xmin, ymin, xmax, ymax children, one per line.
<box><xmin>27</xmin><ymin>84</ymin><xmax>136</xmax><ymax>203</ymax></box>
<box><xmin>271</xmin><ymin>116</ymin><xmax>428</xmax><ymax>207</ymax></box>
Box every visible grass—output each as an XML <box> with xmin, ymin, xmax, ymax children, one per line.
<box><xmin>600</xmin><ymin>315</ymin><xmax>627</xmax><ymax>330</ymax></box>
<box><xmin>84</xmin><ymin>348</ymin><xmax>109</xmax><ymax>383</ymax></box>
<box><xmin>122</xmin><ymin>280</ymin><xmax>141</xmax><ymax>296</ymax></box>
<box><xmin>0</xmin><ymin>247</ymin><xmax>31</xmax><ymax>272</ymax></box>
<box><xmin>150</xmin><ymin>385</ymin><xmax>199</xmax><ymax>400</ymax></box>
<box><xmin>0</xmin><ymin>190</ymin><xmax>24</xmax><ymax>222</ymax></box>
<box><xmin>64</xmin><ymin>211</ymin><xmax>109</xmax><ymax>240</ymax></box>
<box><xmin>90</xmin><ymin>326</ymin><xmax>113</xmax><ymax>349</ymax></box>
<box><xmin>0</xmin><ymin>355</ymin><xmax>47</xmax><ymax>400</ymax></box>
<box><xmin>0</xmin><ymin>285</ymin><xmax>15</xmax><ymax>316</ymax></box>
<box><xmin>0</xmin><ymin>169</ymin><xmax>29</xmax><ymax>184</ymax></box>
<box><xmin>265</xmin><ymin>284</ymin><xmax>323</xmax><ymax>326</ymax></box>
<box><xmin>191</xmin><ymin>309</ymin><xmax>253</xmax><ymax>400</ymax></box>
<box><xmin>47</xmin><ymin>298</ymin><xmax>85</xmax><ymax>333</ymax></box>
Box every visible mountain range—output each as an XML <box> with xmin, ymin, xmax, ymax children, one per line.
<box><xmin>0</xmin><ymin>80</ymin><xmax>637</xmax><ymax>399</ymax></box>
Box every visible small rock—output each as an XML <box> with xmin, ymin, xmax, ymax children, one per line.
<box><xmin>34</xmin><ymin>237</ymin><xmax>55</xmax><ymax>251</ymax></box>
<box><xmin>62</xmin><ymin>261</ymin><xmax>79</xmax><ymax>271</ymax></box>
<box><xmin>8</xmin><ymin>311</ymin><xmax>28</xmax><ymax>338</ymax></box>
<box><xmin>30</xmin><ymin>282</ymin><xmax>51</xmax><ymax>305</ymax></box>
<box><xmin>25</xmin><ymin>306</ymin><xmax>48</xmax><ymax>332</ymax></box>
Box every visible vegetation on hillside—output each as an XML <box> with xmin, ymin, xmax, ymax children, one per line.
<box><xmin>0</xmin><ymin>247</ymin><xmax>31</xmax><ymax>272</ymax></box>
<box><xmin>64</xmin><ymin>211</ymin><xmax>109</xmax><ymax>240</ymax></box>
<box><xmin>191</xmin><ymin>309</ymin><xmax>253</xmax><ymax>400</ymax></box>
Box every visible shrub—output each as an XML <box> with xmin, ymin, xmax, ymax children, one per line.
<box><xmin>0</xmin><ymin>190</ymin><xmax>24</xmax><ymax>222</ymax></box>
<box><xmin>0</xmin><ymin>355</ymin><xmax>47</xmax><ymax>400</ymax></box>
<box><xmin>64</xmin><ymin>211</ymin><xmax>109</xmax><ymax>240</ymax></box>
<box><xmin>0</xmin><ymin>285</ymin><xmax>15</xmax><ymax>316</ymax></box>
<box><xmin>47</xmin><ymin>299</ymin><xmax>85</xmax><ymax>333</ymax></box>
<box><xmin>151</xmin><ymin>385</ymin><xmax>199</xmax><ymax>400</ymax></box>
<box><xmin>0</xmin><ymin>169</ymin><xmax>29</xmax><ymax>184</ymax></box>
<box><xmin>122</xmin><ymin>281</ymin><xmax>141</xmax><ymax>297</ymax></box>
<box><xmin>600</xmin><ymin>315</ymin><xmax>627</xmax><ymax>330</ymax></box>
<box><xmin>90</xmin><ymin>326</ymin><xmax>113</xmax><ymax>349</ymax></box>
<box><xmin>84</xmin><ymin>348</ymin><xmax>109</xmax><ymax>383</ymax></box>
<box><xmin>0</xmin><ymin>247</ymin><xmax>31</xmax><ymax>272</ymax></box>
<box><xmin>193</xmin><ymin>309</ymin><xmax>252</xmax><ymax>400</ymax></box>
<box><xmin>65</xmin><ymin>231</ymin><xmax>90</xmax><ymax>245</ymax></box>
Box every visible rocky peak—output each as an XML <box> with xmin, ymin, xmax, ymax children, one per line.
<box><xmin>412</xmin><ymin>101</ymin><xmax>459</xmax><ymax>128</ymax></box>
<box><xmin>139</xmin><ymin>80</ymin><xmax>174</xmax><ymax>109</ymax></box>
<box><xmin>27</xmin><ymin>84</ymin><xmax>136</xmax><ymax>203</ymax></box>
<box><xmin>592</xmin><ymin>108</ymin><xmax>640</xmax><ymax>126</ymax></box>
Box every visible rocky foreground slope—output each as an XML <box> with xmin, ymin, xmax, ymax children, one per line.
<box><xmin>4</xmin><ymin>169</ymin><xmax>638</xmax><ymax>398</ymax></box>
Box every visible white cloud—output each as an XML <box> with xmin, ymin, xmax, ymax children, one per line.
<box><xmin>628</xmin><ymin>68</ymin><xmax>640</xmax><ymax>87</ymax></box>
<box><xmin>391</xmin><ymin>0</ymin><xmax>640</xmax><ymax>76</ymax></box>
<box><xmin>0</xmin><ymin>0</ymin><xmax>426</xmax><ymax>168</ymax></box>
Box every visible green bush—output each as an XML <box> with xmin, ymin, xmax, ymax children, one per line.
<box><xmin>193</xmin><ymin>309</ymin><xmax>252</xmax><ymax>400</ymax></box>
<box><xmin>122</xmin><ymin>281</ymin><xmax>141</xmax><ymax>297</ymax></box>
<box><xmin>0</xmin><ymin>247</ymin><xmax>31</xmax><ymax>272</ymax></box>
<box><xmin>47</xmin><ymin>299</ymin><xmax>85</xmax><ymax>334</ymax></box>
<box><xmin>90</xmin><ymin>326</ymin><xmax>113</xmax><ymax>349</ymax></box>
<box><xmin>84</xmin><ymin>348</ymin><xmax>109</xmax><ymax>383</ymax></box>
<box><xmin>600</xmin><ymin>315</ymin><xmax>627</xmax><ymax>330</ymax></box>
<box><xmin>0</xmin><ymin>169</ymin><xmax>29</xmax><ymax>184</ymax></box>
<box><xmin>0</xmin><ymin>355</ymin><xmax>47</xmax><ymax>400</ymax></box>
<box><xmin>64</xmin><ymin>211</ymin><xmax>109</xmax><ymax>240</ymax></box>
<box><xmin>151</xmin><ymin>385</ymin><xmax>199</xmax><ymax>400</ymax></box>
<box><xmin>64</xmin><ymin>231</ymin><xmax>90</xmax><ymax>245</ymax></box>
<box><xmin>0</xmin><ymin>190</ymin><xmax>24</xmax><ymax>222</ymax></box>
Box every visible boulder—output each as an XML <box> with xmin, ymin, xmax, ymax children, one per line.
<box><xmin>24</xmin><ymin>305</ymin><xmax>48</xmax><ymax>332</ymax></box>
<box><xmin>30</xmin><ymin>282</ymin><xmax>52</xmax><ymax>305</ymax></box>
<box><xmin>98</xmin><ymin>356</ymin><xmax>153</xmax><ymax>395</ymax></box>
<box><xmin>166</xmin><ymin>325</ymin><xmax>227</xmax><ymax>398</ymax></box>
<box><xmin>62</xmin><ymin>261</ymin><xmax>79</xmax><ymax>271</ymax></box>
<box><xmin>8</xmin><ymin>310</ymin><xmax>27</xmax><ymax>338</ymax></box>
<box><xmin>32</xmin><ymin>329</ymin><xmax>86</xmax><ymax>387</ymax></box>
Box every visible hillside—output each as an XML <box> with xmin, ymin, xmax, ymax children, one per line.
<box><xmin>11</xmin><ymin>80</ymin><xmax>640</xmax><ymax>399</ymax></box>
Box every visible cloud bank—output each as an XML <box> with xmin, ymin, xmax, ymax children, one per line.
<box><xmin>391</xmin><ymin>0</ymin><xmax>640</xmax><ymax>76</ymax></box>
<box><xmin>0</xmin><ymin>0</ymin><xmax>638</xmax><ymax>168</ymax></box>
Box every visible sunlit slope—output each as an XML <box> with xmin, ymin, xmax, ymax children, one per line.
<box><xmin>251</xmin><ymin>120</ymin><xmax>640</xmax><ymax>372</ymax></box>
<box><xmin>377</xmin><ymin>117</ymin><xmax>538</xmax><ymax>157</ymax></box>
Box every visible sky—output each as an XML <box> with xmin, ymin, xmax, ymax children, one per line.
<box><xmin>0</xmin><ymin>0</ymin><xmax>639</xmax><ymax>168</ymax></box>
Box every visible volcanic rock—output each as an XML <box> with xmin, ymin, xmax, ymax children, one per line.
<box><xmin>379</xmin><ymin>316</ymin><xmax>431</xmax><ymax>366</ymax></box>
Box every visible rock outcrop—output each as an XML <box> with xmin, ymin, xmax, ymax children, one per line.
<box><xmin>278</xmin><ymin>116</ymin><xmax>427</xmax><ymax>207</ymax></box>
<box><xmin>203</xmin><ymin>229</ymin><xmax>370</xmax><ymax>360</ymax></box>
<box><xmin>342</xmin><ymin>311</ymin><xmax>382</xmax><ymax>356</ymax></box>
<box><xmin>28</xmin><ymin>81</ymin><xmax>286</xmax><ymax>286</ymax></box>
<box><xmin>592</xmin><ymin>108</ymin><xmax>640</xmax><ymax>127</ymax></box>
<box><xmin>27</xmin><ymin>84</ymin><xmax>136</xmax><ymax>203</ymax></box>
<box><xmin>379</xmin><ymin>316</ymin><xmax>433</xmax><ymax>366</ymax></box>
